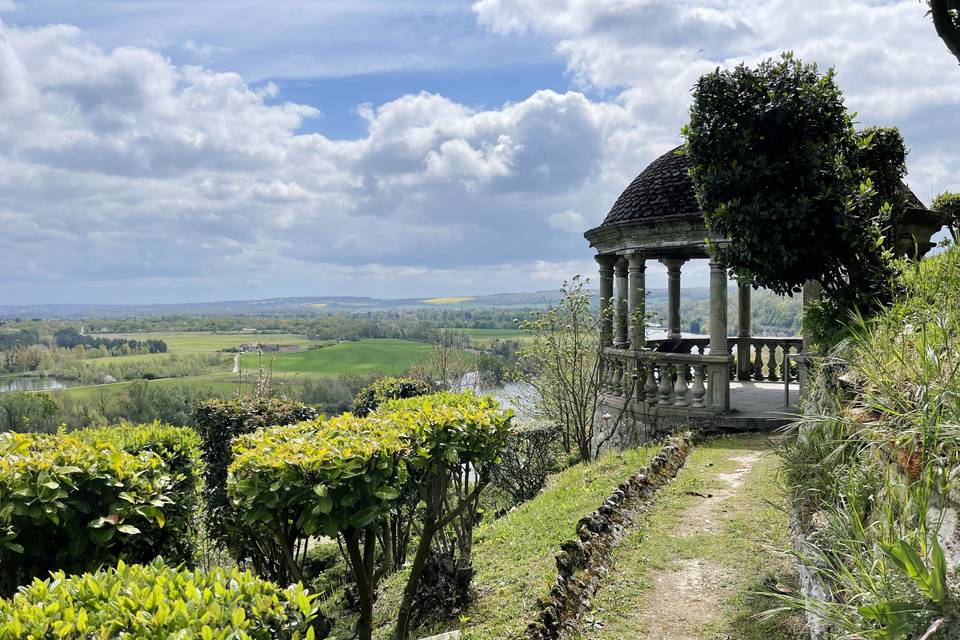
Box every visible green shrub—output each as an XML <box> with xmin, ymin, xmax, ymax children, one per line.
<box><xmin>0</xmin><ymin>558</ymin><xmax>323</xmax><ymax>639</ymax></box>
<box><xmin>379</xmin><ymin>392</ymin><xmax>513</xmax><ymax>639</ymax></box>
<box><xmin>229</xmin><ymin>413</ymin><xmax>409</xmax><ymax>640</ymax></box>
<box><xmin>351</xmin><ymin>376</ymin><xmax>435</xmax><ymax>417</ymax></box>
<box><xmin>194</xmin><ymin>396</ymin><xmax>317</xmax><ymax>580</ymax></box>
<box><xmin>76</xmin><ymin>421</ymin><xmax>203</xmax><ymax>565</ymax></box>
<box><xmin>0</xmin><ymin>431</ymin><xmax>172</xmax><ymax>595</ymax></box>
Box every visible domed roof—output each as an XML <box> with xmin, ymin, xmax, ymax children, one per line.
<box><xmin>597</xmin><ymin>145</ymin><xmax>932</xmax><ymax>230</ymax></box>
<box><xmin>601</xmin><ymin>146</ymin><xmax>701</xmax><ymax>227</ymax></box>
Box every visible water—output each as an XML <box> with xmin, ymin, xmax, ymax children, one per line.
<box><xmin>0</xmin><ymin>376</ymin><xmax>80</xmax><ymax>393</ymax></box>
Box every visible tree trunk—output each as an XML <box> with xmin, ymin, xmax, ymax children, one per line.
<box><xmin>344</xmin><ymin>530</ymin><xmax>374</xmax><ymax>640</ymax></box>
<box><xmin>394</xmin><ymin>515</ymin><xmax>438</xmax><ymax>640</ymax></box>
<box><xmin>931</xmin><ymin>0</ymin><xmax>960</xmax><ymax>64</ymax></box>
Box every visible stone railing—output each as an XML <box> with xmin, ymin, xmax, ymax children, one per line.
<box><xmin>737</xmin><ymin>337</ymin><xmax>803</xmax><ymax>382</ymax></box>
<box><xmin>599</xmin><ymin>347</ymin><xmax>730</xmax><ymax>413</ymax></box>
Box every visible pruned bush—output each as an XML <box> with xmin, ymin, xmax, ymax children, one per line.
<box><xmin>380</xmin><ymin>392</ymin><xmax>513</xmax><ymax>639</ymax></box>
<box><xmin>226</xmin><ymin>391</ymin><xmax>513</xmax><ymax>640</ymax></box>
<box><xmin>351</xmin><ymin>376</ymin><xmax>435</xmax><ymax>417</ymax></box>
<box><xmin>490</xmin><ymin>422</ymin><xmax>564</xmax><ymax>506</ymax></box>
<box><xmin>229</xmin><ymin>413</ymin><xmax>409</xmax><ymax>640</ymax></box>
<box><xmin>0</xmin><ymin>558</ymin><xmax>324</xmax><ymax>639</ymax></box>
<box><xmin>194</xmin><ymin>396</ymin><xmax>317</xmax><ymax>580</ymax></box>
<box><xmin>76</xmin><ymin>421</ymin><xmax>203</xmax><ymax>566</ymax></box>
<box><xmin>0</xmin><ymin>431</ymin><xmax>172</xmax><ymax>595</ymax></box>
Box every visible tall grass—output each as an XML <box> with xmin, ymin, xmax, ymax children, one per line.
<box><xmin>775</xmin><ymin>247</ymin><xmax>960</xmax><ymax>638</ymax></box>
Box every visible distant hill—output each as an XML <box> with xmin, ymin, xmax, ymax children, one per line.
<box><xmin>0</xmin><ymin>288</ymin><xmax>710</xmax><ymax>320</ymax></box>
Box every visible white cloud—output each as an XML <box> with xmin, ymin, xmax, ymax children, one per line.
<box><xmin>547</xmin><ymin>209</ymin><xmax>586</xmax><ymax>232</ymax></box>
<box><xmin>0</xmin><ymin>2</ymin><xmax>958</xmax><ymax>303</ymax></box>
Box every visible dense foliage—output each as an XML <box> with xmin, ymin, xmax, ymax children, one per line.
<box><xmin>195</xmin><ymin>396</ymin><xmax>318</xmax><ymax>582</ymax></box>
<box><xmin>779</xmin><ymin>247</ymin><xmax>960</xmax><ymax>637</ymax></box>
<box><xmin>230</xmin><ymin>414</ymin><xmax>409</xmax><ymax>639</ymax></box>
<box><xmin>351</xmin><ymin>376</ymin><xmax>435</xmax><ymax>417</ymax></box>
<box><xmin>490</xmin><ymin>422</ymin><xmax>565</xmax><ymax>505</ymax></box>
<box><xmin>0</xmin><ymin>429</ymin><xmax>173</xmax><ymax>594</ymax></box>
<box><xmin>929</xmin><ymin>0</ymin><xmax>960</xmax><ymax>64</ymax></box>
<box><xmin>933</xmin><ymin>191</ymin><xmax>960</xmax><ymax>239</ymax></box>
<box><xmin>53</xmin><ymin>327</ymin><xmax>167</xmax><ymax>353</ymax></box>
<box><xmin>684</xmin><ymin>54</ymin><xmax>900</xmax><ymax>322</ymax></box>
<box><xmin>0</xmin><ymin>559</ymin><xmax>322</xmax><ymax>640</ymax></box>
<box><xmin>225</xmin><ymin>391</ymin><xmax>513</xmax><ymax>640</ymax></box>
<box><xmin>76</xmin><ymin>421</ymin><xmax>203</xmax><ymax>565</ymax></box>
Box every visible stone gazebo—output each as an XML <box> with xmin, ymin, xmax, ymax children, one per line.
<box><xmin>584</xmin><ymin>147</ymin><xmax>947</xmax><ymax>429</ymax></box>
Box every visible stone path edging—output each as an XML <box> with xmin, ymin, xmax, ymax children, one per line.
<box><xmin>524</xmin><ymin>432</ymin><xmax>696</xmax><ymax>640</ymax></box>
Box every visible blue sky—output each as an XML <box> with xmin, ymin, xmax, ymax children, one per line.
<box><xmin>0</xmin><ymin>0</ymin><xmax>956</xmax><ymax>304</ymax></box>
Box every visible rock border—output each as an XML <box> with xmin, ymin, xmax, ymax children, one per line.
<box><xmin>524</xmin><ymin>431</ymin><xmax>695</xmax><ymax>639</ymax></box>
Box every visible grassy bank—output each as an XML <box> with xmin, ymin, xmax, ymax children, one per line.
<box><xmin>239</xmin><ymin>339</ymin><xmax>432</xmax><ymax>375</ymax></box>
<box><xmin>362</xmin><ymin>445</ymin><xmax>659</xmax><ymax>639</ymax></box>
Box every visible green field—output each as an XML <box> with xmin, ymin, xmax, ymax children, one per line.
<box><xmin>99</xmin><ymin>331</ymin><xmax>319</xmax><ymax>353</ymax></box>
<box><xmin>239</xmin><ymin>339</ymin><xmax>431</xmax><ymax>376</ymax></box>
<box><xmin>444</xmin><ymin>328</ymin><xmax>532</xmax><ymax>347</ymax></box>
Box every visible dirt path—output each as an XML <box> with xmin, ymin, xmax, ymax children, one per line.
<box><xmin>575</xmin><ymin>434</ymin><xmax>803</xmax><ymax>640</ymax></box>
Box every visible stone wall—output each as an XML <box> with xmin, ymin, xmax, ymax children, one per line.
<box><xmin>524</xmin><ymin>432</ymin><xmax>695</xmax><ymax>640</ymax></box>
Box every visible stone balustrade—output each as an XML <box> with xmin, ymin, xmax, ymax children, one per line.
<box><xmin>599</xmin><ymin>347</ymin><xmax>732</xmax><ymax>414</ymax></box>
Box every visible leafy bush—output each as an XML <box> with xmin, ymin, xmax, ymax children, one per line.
<box><xmin>490</xmin><ymin>422</ymin><xmax>565</xmax><ymax>506</ymax></box>
<box><xmin>229</xmin><ymin>413</ymin><xmax>409</xmax><ymax>640</ymax></box>
<box><xmin>194</xmin><ymin>396</ymin><xmax>317</xmax><ymax>580</ymax></box>
<box><xmin>351</xmin><ymin>376</ymin><xmax>435</xmax><ymax>417</ymax></box>
<box><xmin>0</xmin><ymin>558</ymin><xmax>323</xmax><ymax>639</ymax></box>
<box><xmin>76</xmin><ymin>421</ymin><xmax>203</xmax><ymax>565</ymax></box>
<box><xmin>226</xmin><ymin>391</ymin><xmax>513</xmax><ymax>640</ymax></box>
<box><xmin>933</xmin><ymin>191</ymin><xmax>960</xmax><ymax>239</ymax></box>
<box><xmin>381</xmin><ymin>392</ymin><xmax>513</xmax><ymax>639</ymax></box>
<box><xmin>0</xmin><ymin>431</ymin><xmax>172</xmax><ymax>595</ymax></box>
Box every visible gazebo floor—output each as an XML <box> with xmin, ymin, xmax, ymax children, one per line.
<box><xmin>720</xmin><ymin>380</ymin><xmax>800</xmax><ymax>431</ymax></box>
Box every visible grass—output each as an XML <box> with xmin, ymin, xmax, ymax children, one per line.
<box><xmin>365</xmin><ymin>445</ymin><xmax>659</xmax><ymax>640</ymax></box>
<box><xmin>444</xmin><ymin>327</ymin><xmax>533</xmax><ymax>347</ymax></box>
<box><xmin>57</xmin><ymin>373</ymin><xmax>239</xmax><ymax>402</ymax></box>
<box><xmin>575</xmin><ymin>434</ymin><xmax>803</xmax><ymax>640</ymax></box>
<box><xmin>239</xmin><ymin>339</ymin><xmax>431</xmax><ymax>376</ymax></box>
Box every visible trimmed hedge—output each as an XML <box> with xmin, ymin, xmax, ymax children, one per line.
<box><xmin>0</xmin><ymin>559</ymin><xmax>322</xmax><ymax>639</ymax></box>
<box><xmin>0</xmin><ymin>430</ymin><xmax>173</xmax><ymax>595</ymax></box>
<box><xmin>351</xmin><ymin>377</ymin><xmax>435</xmax><ymax>417</ymax></box>
<box><xmin>227</xmin><ymin>391</ymin><xmax>514</xmax><ymax>640</ymax></box>
<box><xmin>76</xmin><ymin>421</ymin><xmax>203</xmax><ymax>565</ymax></box>
<box><xmin>194</xmin><ymin>396</ymin><xmax>318</xmax><ymax>580</ymax></box>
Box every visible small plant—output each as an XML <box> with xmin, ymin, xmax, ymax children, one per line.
<box><xmin>0</xmin><ymin>558</ymin><xmax>324</xmax><ymax>639</ymax></box>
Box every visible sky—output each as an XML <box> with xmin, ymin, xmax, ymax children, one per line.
<box><xmin>0</xmin><ymin>0</ymin><xmax>957</xmax><ymax>305</ymax></box>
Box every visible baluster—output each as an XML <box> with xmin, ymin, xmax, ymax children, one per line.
<box><xmin>634</xmin><ymin>362</ymin><xmax>645</xmax><ymax>403</ymax></box>
<box><xmin>598</xmin><ymin>356</ymin><xmax>608</xmax><ymax>392</ymax></box>
<box><xmin>673</xmin><ymin>364</ymin><xmax>689</xmax><ymax>407</ymax></box>
<box><xmin>752</xmin><ymin>342</ymin><xmax>764</xmax><ymax>381</ymax></box>
<box><xmin>691</xmin><ymin>364</ymin><xmax>706</xmax><ymax>408</ymax></box>
<box><xmin>658</xmin><ymin>365</ymin><xmax>673</xmax><ymax>405</ymax></box>
<box><xmin>611</xmin><ymin>358</ymin><xmax>623</xmax><ymax>396</ymax></box>
<box><xmin>622</xmin><ymin>359</ymin><xmax>633</xmax><ymax>398</ymax></box>
<box><xmin>644</xmin><ymin>363</ymin><xmax>658</xmax><ymax>406</ymax></box>
<box><xmin>767</xmin><ymin>344</ymin><xmax>779</xmax><ymax>382</ymax></box>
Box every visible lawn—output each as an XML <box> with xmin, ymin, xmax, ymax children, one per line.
<box><xmin>98</xmin><ymin>331</ymin><xmax>318</xmax><ymax>353</ymax></box>
<box><xmin>367</xmin><ymin>445</ymin><xmax>659</xmax><ymax>640</ymax></box>
<box><xmin>442</xmin><ymin>327</ymin><xmax>532</xmax><ymax>347</ymax></box>
<box><xmin>239</xmin><ymin>339</ymin><xmax>431</xmax><ymax>376</ymax></box>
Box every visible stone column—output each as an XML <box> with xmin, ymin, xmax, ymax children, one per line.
<box><xmin>627</xmin><ymin>252</ymin><xmax>646</xmax><ymax>350</ymax></box>
<box><xmin>736</xmin><ymin>280</ymin><xmax>752</xmax><ymax>381</ymax></box>
<box><xmin>596</xmin><ymin>255</ymin><xmax>616</xmax><ymax>348</ymax></box>
<box><xmin>800</xmin><ymin>279</ymin><xmax>823</xmax><ymax>391</ymax></box>
<box><xmin>660</xmin><ymin>258</ymin><xmax>685</xmax><ymax>339</ymax></box>
<box><xmin>708</xmin><ymin>254</ymin><xmax>730</xmax><ymax>411</ymax></box>
<box><xmin>614</xmin><ymin>258</ymin><xmax>629</xmax><ymax>348</ymax></box>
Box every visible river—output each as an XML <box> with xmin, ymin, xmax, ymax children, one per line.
<box><xmin>0</xmin><ymin>376</ymin><xmax>81</xmax><ymax>393</ymax></box>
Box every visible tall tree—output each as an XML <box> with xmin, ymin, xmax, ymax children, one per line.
<box><xmin>929</xmin><ymin>0</ymin><xmax>960</xmax><ymax>64</ymax></box>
